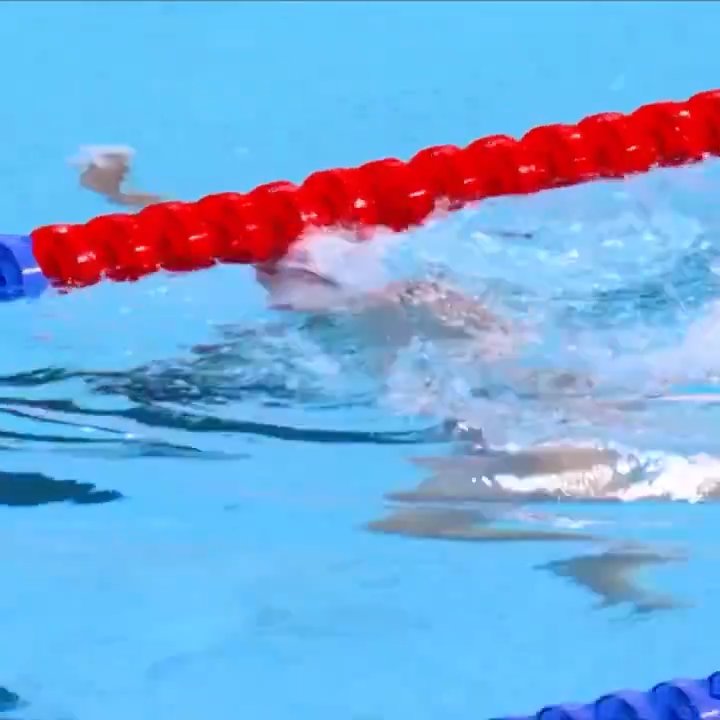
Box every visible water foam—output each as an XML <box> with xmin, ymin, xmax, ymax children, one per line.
<box><xmin>490</xmin><ymin>442</ymin><xmax>720</xmax><ymax>503</ymax></box>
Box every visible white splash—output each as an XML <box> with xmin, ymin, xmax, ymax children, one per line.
<box><xmin>491</xmin><ymin>442</ymin><xmax>720</xmax><ymax>503</ymax></box>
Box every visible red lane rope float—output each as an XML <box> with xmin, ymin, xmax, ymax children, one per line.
<box><xmin>28</xmin><ymin>89</ymin><xmax>720</xmax><ymax>291</ymax></box>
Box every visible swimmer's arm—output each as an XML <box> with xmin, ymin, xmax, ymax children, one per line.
<box><xmin>71</xmin><ymin>146</ymin><xmax>163</xmax><ymax>208</ymax></box>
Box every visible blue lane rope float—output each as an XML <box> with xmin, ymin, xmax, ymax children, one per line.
<box><xmin>495</xmin><ymin>672</ymin><xmax>720</xmax><ymax>720</ymax></box>
<box><xmin>0</xmin><ymin>234</ymin><xmax>48</xmax><ymax>302</ymax></box>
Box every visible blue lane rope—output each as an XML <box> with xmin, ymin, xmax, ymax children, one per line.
<box><xmin>0</xmin><ymin>234</ymin><xmax>48</xmax><ymax>302</ymax></box>
<box><xmin>495</xmin><ymin>673</ymin><xmax>720</xmax><ymax>720</ymax></box>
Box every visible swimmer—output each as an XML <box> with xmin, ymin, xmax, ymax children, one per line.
<box><xmin>253</xmin><ymin>232</ymin><xmax>527</xmax><ymax>375</ymax></box>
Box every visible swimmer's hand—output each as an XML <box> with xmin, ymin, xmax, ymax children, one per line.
<box><xmin>69</xmin><ymin>145</ymin><xmax>164</xmax><ymax>208</ymax></box>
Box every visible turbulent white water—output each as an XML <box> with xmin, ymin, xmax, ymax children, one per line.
<box><xmin>481</xmin><ymin>443</ymin><xmax>720</xmax><ymax>503</ymax></box>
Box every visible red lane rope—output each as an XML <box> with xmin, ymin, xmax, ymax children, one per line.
<box><xmin>31</xmin><ymin>89</ymin><xmax>720</xmax><ymax>289</ymax></box>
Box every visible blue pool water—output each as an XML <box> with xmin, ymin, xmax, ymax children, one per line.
<box><xmin>3</xmin><ymin>2</ymin><xmax>720</xmax><ymax>719</ymax></box>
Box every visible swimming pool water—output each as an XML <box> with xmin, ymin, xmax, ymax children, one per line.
<box><xmin>2</xmin><ymin>2</ymin><xmax>720</xmax><ymax>719</ymax></box>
